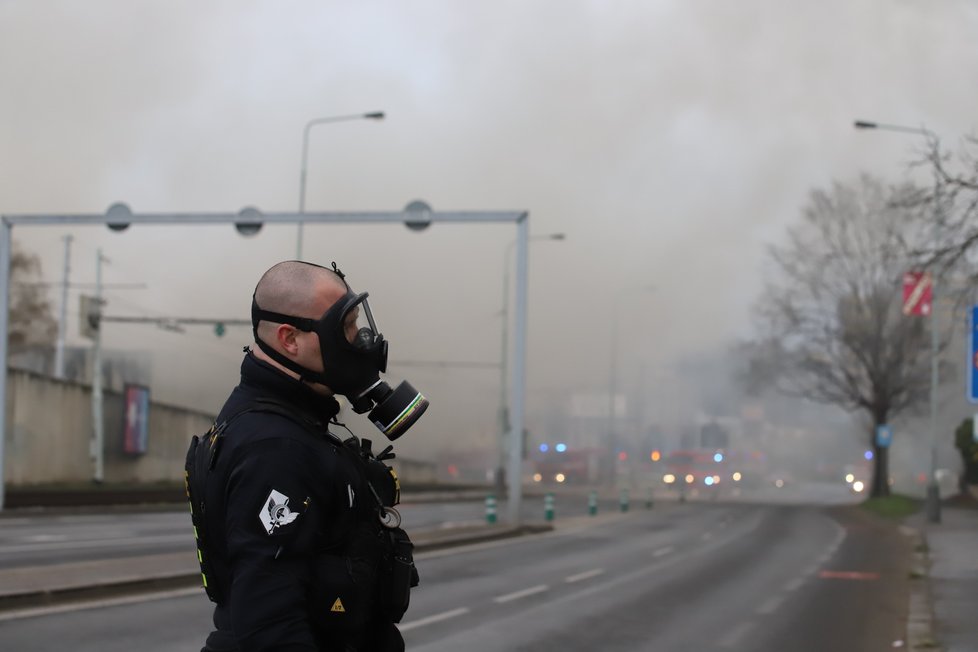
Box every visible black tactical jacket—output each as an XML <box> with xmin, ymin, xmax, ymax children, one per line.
<box><xmin>195</xmin><ymin>352</ymin><xmax>391</xmax><ymax>652</ymax></box>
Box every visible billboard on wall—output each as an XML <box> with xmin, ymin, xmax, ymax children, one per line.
<box><xmin>122</xmin><ymin>384</ymin><xmax>150</xmax><ymax>455</ymax></box>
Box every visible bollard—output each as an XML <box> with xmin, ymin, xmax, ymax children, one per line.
<box><xmin>544</xmin><ymin>493</ymin><xmax>555</xmax><ymax>521</ymax></box>
<box><xmin>619</xmin><ymin>489</ymin><xmax>629</xmax><ymax>513</ymax></box>
<box><xmin>646</xmin><ymin>486</ymin><xmax>654</xmax><ymax>510</ymax></box>
<box><xmin>588</xmin><ymin>491</ymin><xmax>598</xmax><ymax>516</ymax></box>
<box><xmin>485</xmin><ymin>494</ymin><xmax>497</xmax><ymax>524</ymax></box>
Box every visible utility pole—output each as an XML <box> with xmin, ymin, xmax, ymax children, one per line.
<box><xmin>90</xmin><ymin>249</ymin><xmax>105</xmax><ymax>483</ymax></box>
<box><xmin>54</xmin><ymin>235</ymin><xmax>72</xmax><ymax>379</ymax></box>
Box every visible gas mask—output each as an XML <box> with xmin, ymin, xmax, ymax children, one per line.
<box><xmin>251</xmin><ymin>264</ymin><xmax>428</xmax><ymax>441</ymax></box>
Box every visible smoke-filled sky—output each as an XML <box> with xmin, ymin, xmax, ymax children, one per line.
<box><xmin>2</xmin><ymin>0</ymin><xmax>977</xmax><ymax>458</ymax></box>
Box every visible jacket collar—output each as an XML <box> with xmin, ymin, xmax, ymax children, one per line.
<box><xmin>238</xmin><ymin>350</ymin><xmax>341</xmax><ymax>426</ymax></box>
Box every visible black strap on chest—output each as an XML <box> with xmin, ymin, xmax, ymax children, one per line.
<box><xmin>184</xmin><ymin>397</ymin><xmax>340</xmax><ymax>604</ymax></box>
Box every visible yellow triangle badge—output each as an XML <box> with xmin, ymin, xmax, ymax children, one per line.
<box><xmin>330</xmin><ymin>597</ymin><xmax>346</xmax><ymax>613</ymax></box>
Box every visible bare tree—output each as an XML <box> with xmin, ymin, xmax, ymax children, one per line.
<box><xmin>904</xmin><ymin>134</ymin><xmax>978</xmax><ymax>276</ymax></box>
<box><xmin>753</xmin><ymin>174</ymin><xmax>936</xmax><ymax>497</ymax></box>
<box><xmin>9</xmin><ymin>243</ymin><xmax>58</xmax><ymax>357</ymax></box>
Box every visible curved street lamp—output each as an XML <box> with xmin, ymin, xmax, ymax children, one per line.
<box><xmin>854</xmin><ymin>118</ymin><xmax>942</xmax><ymax>524</ymax></box>
<box><xmin>495</xmin><ymin>233</ymin><xmax>566</xmax><ymax>496</ymax></box>
<box><xmin>297</xmin><ymin>111</ymin><xmax>385</xmax><ymax>259</ymax></box>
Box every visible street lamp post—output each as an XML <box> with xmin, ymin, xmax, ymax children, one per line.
<box><xmin>496</xmin><ymin>233</ymin><xmax>565</xmax><ymax>497</ymax></box>
<box><xmin>854</xmin><ymin>118</ymin><xmax>942</xmax><ymax>524</ymax></box>
<box><xmin>297</xmin><ymin>111</ymin><xmax>385</xmax><ymax>259</ymax></box>
<box><xmin>607</xmin><ymin>286</ymin><xmax>655</xmax><ymax>484</ymax></box>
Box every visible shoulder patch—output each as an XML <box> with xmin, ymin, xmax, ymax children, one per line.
<box><xmin>259</xmin><ymin>489</ymin><xmax>300</xmax><ymax>534</ymax></box>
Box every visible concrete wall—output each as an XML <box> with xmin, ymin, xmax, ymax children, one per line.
<box><xmin>2</xmin><ymin>368</ymin><xmax>436</xmax><ymax>487</ymax></box>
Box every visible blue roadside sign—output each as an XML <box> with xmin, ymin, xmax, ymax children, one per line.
<box><xmin>970</xmin><ymin>306</ymin><xmax>978</xmax><ymax>403</ymax></box>
<box><xmin>875</xmin><ymin>424</ymin><xmax>893</xmax><ymax>448</ymax></box>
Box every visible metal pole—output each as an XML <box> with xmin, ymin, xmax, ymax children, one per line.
<box><xmin>54</xmin><ymin>235</ymin><xmax>72</xmax><ymax>379</ymax></box>
<box><xmin>0</xmin><ymin>221</ymin><xmax>11</xmax><ymax>510</ymax></box>
<box><xmin>854</xmin><ymin>119</ymin><xmax>942</xmax><ymax>521</ymax></box>
<box><xmin>926</xmin><ymin>175</ymin><xmax>942</xmax><ymax>523</ymax></box>
<box><xmin>507</xmin><ymin>216</ymin><xmax>529</xmax><ymax>525</ymax></box>
<box><xmin>608</xmin><ymin>301</ymin><xmax>619</xmax><ymax>479</ymax></box>
<box><xmin>297</xmin><ymin>125</ymin><xmax>310</xmax><ymax>260</ymax></box>
<box><xmin>497</xmin><ymin>234</ymin><xmax>563</xmax><ymax>498</ymax></box>
<box><xmin>496</xmin><ymin>244</ymin><xmax>512</xmax><ymax>497</ymax></box>
<box><xmin>91</xmin><ymin>249</ymin><xmax>104</xmax><ymax>483</ymax></box>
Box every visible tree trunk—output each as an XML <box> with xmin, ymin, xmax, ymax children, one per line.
<box><xmin>870</xmin><ymin>442</ymin><xmax>890</xmax><ymax>498</ymax></box>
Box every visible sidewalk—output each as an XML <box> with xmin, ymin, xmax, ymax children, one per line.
<box><xmin>902</xmin><ymin>489</ymin><xmax>978</xmax><ymax>652</ymax></box>
<box><xmin>923</xmin><ymin>501</ymin><xmax>978</xmax><ymax>652</ymax></box>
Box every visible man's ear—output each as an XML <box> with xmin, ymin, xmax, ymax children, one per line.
<box><xmin>276</xmin><ymin>324</ymin><xmax>300</xmax><ymax>355</ymax></box>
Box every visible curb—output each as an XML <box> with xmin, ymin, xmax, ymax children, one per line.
<box><xmin>900</xmin><ymin>523</ymin><xmax>941</xmax><ymax>650</ymax></box>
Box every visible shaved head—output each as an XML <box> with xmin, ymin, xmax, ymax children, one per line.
<box><xmin>254</xmin><ymin>261</ymin><xmax>347</xmax><ymax>341</ymax></box>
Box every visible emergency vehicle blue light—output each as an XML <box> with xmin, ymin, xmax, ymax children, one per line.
<box><xmin>705</xmin><ymin>476</ymin><xmax>715</xmax><ymax>486</ymax></box>
<box><xmin>539</xmin><ymin>444</ymin><xmax>549</xmax><ymax>453</ymax></box>
<box><xmin>714</xmin><ymin>453</ymin><xmax>724</xmax><ymax>463</ymax></box>
<box><xmin>864</xmin><ymin>450</ymin><xmax>874</xmax><ymax>460</ymax></box>
<box><xmin>556</xmin><ymin>443</ymin><xmax>568</xmax><ymax>453</ymax></box>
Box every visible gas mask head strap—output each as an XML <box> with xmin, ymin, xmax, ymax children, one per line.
<box><xmin>250</xmin><ymin>295</ymin><xmax>329</xmax><ymax>384</ymax></box>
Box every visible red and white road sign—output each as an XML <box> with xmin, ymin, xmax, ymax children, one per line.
<box><xmin>902</xmin><ymin>271</ymin><xmax>932</xmax><ymax>316</ymax></box>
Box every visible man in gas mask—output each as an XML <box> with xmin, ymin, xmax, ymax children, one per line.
<box><xmin>185</xmin><ymin>260</ymin><xmax>426</xmax><ymax>652</ymax></box>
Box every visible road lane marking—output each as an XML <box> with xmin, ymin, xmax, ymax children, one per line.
<box><xmin>717</xmin><ymin>621</ymin><xmax>754</xmax><ymax>648</ymax></box>
<box><xmin>755</xmin><ymin>595</ymin><xmax>784</xmax><ymax>615</ymax></box>
<box><xmin>653</xmin><ymin>546</ymin><xmax>673</xmax><ymax>557</ymax></box>
<box><xmin>783</xmin><ymin>577</ymin><xmax>805</xmax><ymax>592</ymax></box>
<box><xmin>565</xmin><ymin>569</ymin><xmax>604</xmax><ymax>583</ymax></box>
<box><xmin>398</xmin><ymin>607</ymin><xmax>470</xmax><ymax>632</ymax></box>
<box><xmin>819</xmin><ymin>570</ymin><xmax>879</xmax><ymax>580</ymax></box>
<box><xmin>23</xmin><ymin>534</ymin><xmax>67</xmax><ymax>543</ymax></box>
<box><xmin>493</xmin><ymin>584</ymin><xmax>549</xmax><ymax>603</ymax></box>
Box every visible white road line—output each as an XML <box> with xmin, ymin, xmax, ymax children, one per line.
<box><xmin>398</xmin><ymin>607</ymin><xmax>470</xmax><ymax>632</ymax></box>
<box><xmin>755</xmin><ymin>595</ymin><xmax>784</xmax><ymax>615</ymax></box>
<box><xmin>653</xmin><ymin>546</ymin><xmax>673</xmax><ymax>558</ymax></box>
<box><xmin>717</xmin><ymin>621</ymin><xmax>755</xmax><ymax>648</ymax></box>
<box><xmin>783</xmin><ymin>577</ymin><xmax>805</xmax><ymax>592</ymax></box>
<box><xmin>23</xmin><ymin>534</ymin><xmax>67</xmax><ymax>543</ymax></box>
<box><xmin>565</xmin><ymin>568</ymin><xmax>604</xmax><ymax>584</ymax></box>
<box><xmin>0</xmin><ymin>587</ymin><xmax>203</xmax><ymax>622</ymax></box>
<box><xmin>493</xmin><ymin>584</ymin><xmax>549</xmax><ymax>604</ymax></box>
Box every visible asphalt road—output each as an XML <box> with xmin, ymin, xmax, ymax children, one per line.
<box><xmin>0</xmin><ymin>496</ymin><xmax>912</xmax><ymax>651</ymax></box>
<box><xmin>0</xmin><ymin>493</ymin><xmax>623</xmax><ymax>570</ymax></box>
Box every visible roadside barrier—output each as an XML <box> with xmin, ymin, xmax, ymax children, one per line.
<box><xmin>485</xmin><ymin>494</ymin><xmax>497</xmax><ymax>524</ymax></box>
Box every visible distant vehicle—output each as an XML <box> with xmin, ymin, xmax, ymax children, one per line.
<box><xmin>532</xmin><ymin>447</ymin><xmax>598</xmax><ymax>484</ymax></box>
<box><xmin>843</xmin><ymin>463</ymin><xmax>869</xmax><ymax>494</ymax></box>
<box><xmin>662</xmin><ymin>449</ymin><xmax>729</xmax><ymax>491</ymax></box>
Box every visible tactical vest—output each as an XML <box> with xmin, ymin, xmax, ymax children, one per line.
<box><xmin>183</xmin><ymin>398</ymin><xmax>414</xmax><ymax>617</ymax></box>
